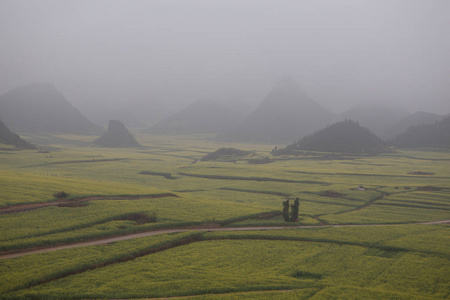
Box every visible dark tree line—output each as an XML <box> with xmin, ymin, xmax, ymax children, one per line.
<box><xmin>283</xmin><ymin>198</ymin><xmax>299</xmax><ymax>222</ymax></box>
<box><xmin>273</xmin><ymin>119</ymin><xmax>388</xmax><ymax>155</ymax></box>
<box><xmin>390</xmin><ymin>115</ymin><xmax>450</xmax><ymax>147</ymax></box>
<box><xmin>274</xmin><ymin>117</ymin><xmax>450</xmax><ymax>157</ymax></box>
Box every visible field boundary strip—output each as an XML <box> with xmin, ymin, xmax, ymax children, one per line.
<box><xmin>3</xmin><ymin>225</ymin><xmax>449</xmax><ymax>295</ymax></box>
<box><xmin>27</xmin><ymin>158</ymin><xmax>130</xmax><ymax>167</ymax></box>
<box><xmin>1</xmin><ymin>233</ymin><xmax>204</xmax><ymax>295</ymax></box>
<box><xmin>333</xmin><ymin>193</ymin><xmax>387</xmax><ymax>215</ymax></box>
<box><xmin>1</xmin><ymin>220</ymin><xmax>448</xmax><ymax>260</ymax></box>
<box><xmin>287</xmin><ymin>170</ymin><xmax>450</xmax><ymax>179</ymax></box>
<box><xmin>178</xmin><ymin>172</ymin><xmax>328</xmax><ymax>184</ymax></box>
<box><xmin>148</xmin><ymin>288</ymin><xmax>322</xmax><ymax>300</ymax></box>
<box><xmin>0</xmin><ymin>193</ymin><xmax>178</xmax><ymax>214</ymax></box>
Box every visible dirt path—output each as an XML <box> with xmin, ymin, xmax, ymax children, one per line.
<box><xmin>334</xmin><ymin>191</ymin><xmax>387</xmax><ymax>215</ymax></box>
<box><xmin>149</xmin><ymin>288</ymin><xmax>298</xmax><ymax>300</ymax></box>
<box><xmin>2</xmin><ymin>220</ymin><xmax>448</xmax><ymax>260</ymax></box>
<box><xmin>0</xmin><ymin>193</ymin><xmax>178</xmax><ymax>215</ymax></box>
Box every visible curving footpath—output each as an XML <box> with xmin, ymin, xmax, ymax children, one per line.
<box><xmin>1</xmin><ymin>220</ymin><xmax>449</xmax><ymax>260</ymax></box>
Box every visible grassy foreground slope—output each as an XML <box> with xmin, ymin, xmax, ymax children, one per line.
<box><xmin>3</xmin><ymin>225</ymin><xmax>448</xmax><ymax>299</ymax></box>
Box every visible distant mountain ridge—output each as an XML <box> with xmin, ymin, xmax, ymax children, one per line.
<box><xmin>219</xmin><ymin>77</ymin><xmax>334</xmax><ymax>144</ymax></box>
<box><xmin>144</xmin><ymin>99</ymin><xmax>242</xmax><ymax>134</ymax></box>
<box><xmin>0</xmin><ymin>118</ymin><xmax>35</xmax><ymax>149</ymax></box>
<box><xmin>0</xmin><ymin>83</ymin><xmax>103</xmax><ymax>135</ymax></box>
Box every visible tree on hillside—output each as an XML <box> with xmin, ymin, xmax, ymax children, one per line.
<box><xmin>274</xmin><ymin>119</ymin><xmax>388</xmax><ymax>155</ymax></box>
<box><xmin>283</xmin><ymin>198</ymin><xmax>299</xmax><ymax>222</ymax></box>
<box><xmin>282</xmin><ymin>199</ymin><xmax>290</xmax><ymax>222</ymax></box>
<box><xmin>390</xmin><ymin>115</ymin><xmax>450</xmax><ymax>147</ymax></box>
<box><xmin>290</xmin><ymin>198</ymin><xmax>299</xmax><ymax>222</ymax></box>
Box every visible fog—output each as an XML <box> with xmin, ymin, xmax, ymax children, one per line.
<box><xmin>1</xmin><ymin>0</ymin><xmax>449</xmax><ymax>122</ymax></box>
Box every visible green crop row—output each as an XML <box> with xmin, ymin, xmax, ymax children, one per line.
<box><xmin>0</xmin><ymin>231</ymin><xmax>199</xmax><ymax>294</ymax></box>
<box><xmin>0</xmin><ymin>170</ymin><xmax>164</xmax><ymax>207</ymax></box>
<box><xmin>0</xmin><ymin>194</ymin><xmax>270</xmax><ymax>251</ymax></box>
<box><xmin>203</xmin><ymin>224</ymin><xmax>450</xmax><ymax>256</ymax></box>
<box><xmin>5</xmin><ymin>236</ymin><xmax>448</xmax><ymax>299</ymax></box>
<box><xmin>321</xmin><ymin>204</ymin><xmax>450</xmax><ymax>225</ymax></box>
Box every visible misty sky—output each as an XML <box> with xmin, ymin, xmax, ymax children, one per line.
<box><xmin>1</xmin><ymin>0</ymin><xmax>449</xmax><ymax>116</ymax></box>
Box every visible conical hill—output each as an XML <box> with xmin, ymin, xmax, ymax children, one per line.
<box><xmin>383</xmin><ymin>111</ymin><xmax>444</xmax><ymax>140</ymax></box>
<box><xmin>0</xmin><ymin>118</ymin><xmax>35</xmax><ymax>149</ymax></box>
<box><xmin>279</xmin><ymin>119</ymin><xmax>387</xmax><ymax>154</ymax></box>
<box><xmin>94</xmin><ymin>120</ymin><xmax>141</xmax><ymax>147</ymax></box>
<box><xmin>219</xmin><ymin>77</ymin><xmax>334</xmax><ymax>144</ymax></box>
<box><xmin>390</xmin><ymin>115</ymin><xmax>450</xmax><ymax>147</ymax></box>
<box><xmin>0</xmin><ymin>83</ymin><xmax>103</xmax><ymax>134</ymax></box>
<box><xmin>144</xmin><ymin>100</ymin><xmax>241</xmax><ymax>134</ymax></box>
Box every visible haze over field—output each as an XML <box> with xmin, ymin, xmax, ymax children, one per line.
<box><xmin>1</xmin><ymin>2</ymin><xmax>450</xmax><ymax>299</ymax></box>
<box><xmin>1</xmin><ymin>0</ymin><xmax>449</xmax><ymax>127</ymax></box>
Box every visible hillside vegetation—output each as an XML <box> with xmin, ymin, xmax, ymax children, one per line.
<box><xmin>201</xmin><ymin>148</ymin><xmax>253</xmax><ymax>162</ymax></box>
<box><xmin>339</xmin><ymin>103</ymin><xmax>408</xmax><ymax>139</ymax></box>
<box><xmin>391</xmin><ymin>115</ymin><xmax>450</xmax><ymax>148</ymax></box>
<box><xmin>0</xmin><ymin>118</ymin><xmax>35</xmax><ymax>149</ymax></box>
<box><xmin>277</xmin><ymin>119</ymin><xmax>388</xmax><ymax>155</ymax></box>
<box><xmin>384</xmin><ymin>111</ymin><xmax>444</xmax><ymax>140</ymax></box>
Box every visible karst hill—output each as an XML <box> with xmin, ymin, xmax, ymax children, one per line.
<box><xmin>277</xmin><ymin>119</ymin><xmax>388</xmax><ymax>154</ymax></box>
<box><xmin>112</xmin><ymin>99</ymin><xmax>174</xmax><ymax>129</ymax></box>
<box><xmin>339</xmin><ymin>103</ymin><xmax>409</xmax><ymax>139</ymax></box>
<box><xmin>0</xmin><ymin>118</ymin><xmax>35</xmax><ymax>149</ymax></box>
<box><xmin>0</xmin><ymin>83</ymin><xmax>103</xmax><ymax>135</ymax></box>
<box><xmin>144</xmin><ymin>99</ymin><xmax>241</xmax><ymax>134</ymax></box>
<box><xmin>383</xmin><ymin>111</ymin><xmax>445</xmax><ymax>140</ymax></box>
<box><xmin>218</xmin><ymin>77</ymin><xmax>334</xmax><ymax>144</ymax></box>
<box><xmin>391</xmin><ymin>115</ymin><xmax>450</xmax><ymax>148</ymax></box>
<box><xmin>94</xmin><ymin>120</ymin><xmax>141</xmax><ymax>147</ymax></box>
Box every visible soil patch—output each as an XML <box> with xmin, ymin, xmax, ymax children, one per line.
<box><xmin>320</xmin><ymin>190</ymin><xmax>344</xmax><ymax>198</ymax></box>
<box><xmin>417</xmin><ymin>186</ymin><xmax>441</xmax><ymax>191</ymax></box>
<box><xmin>408</xmin><ymin>171</ymin><xmax>435</xmax><ymax>175</ymax></box>
<box><xmin>139</xmin><ymin>171</ymin><xmax>177</xmax><ymax>179</ymax></box>
<box><xmin>57</xmin><ymin>202</ymin><xmax>89</xmax><ymax>208</ymax></box>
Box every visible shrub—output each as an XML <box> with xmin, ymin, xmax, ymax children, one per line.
<box><xmin>54</xmin><ymin>191</ymin><xmax>69</xmax><ymax>199</ymax></box>
<box><xmin>119</xmin><ymin>212</ymin><xmax>157</xmax><ymax>225</ymax></box>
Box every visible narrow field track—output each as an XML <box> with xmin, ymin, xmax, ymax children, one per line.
<box><xmin>1</xmin><ymin>220</ymin><xmax>448</xmax><ymax>260</ymax></box>
<box><xmin>0</xmin><ymin>193</ymin><xmax>178</xmax><ymax>214</ymax></box>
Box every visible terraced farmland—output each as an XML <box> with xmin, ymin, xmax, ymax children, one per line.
<box><xmin>0</xmin><ymin>134</ymin><xmax>449</xmax><ymax>299</ymax></box>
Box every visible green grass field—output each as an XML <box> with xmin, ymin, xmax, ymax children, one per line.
<box><xmin>0</xmin><ymin>134</ymin><xmax>449</xmax><ymax>299</ymax></box>
<box><xmin>3</xmin><ymin>226</ymin><xmax>448</xmax><ymax>299</ymax></box>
